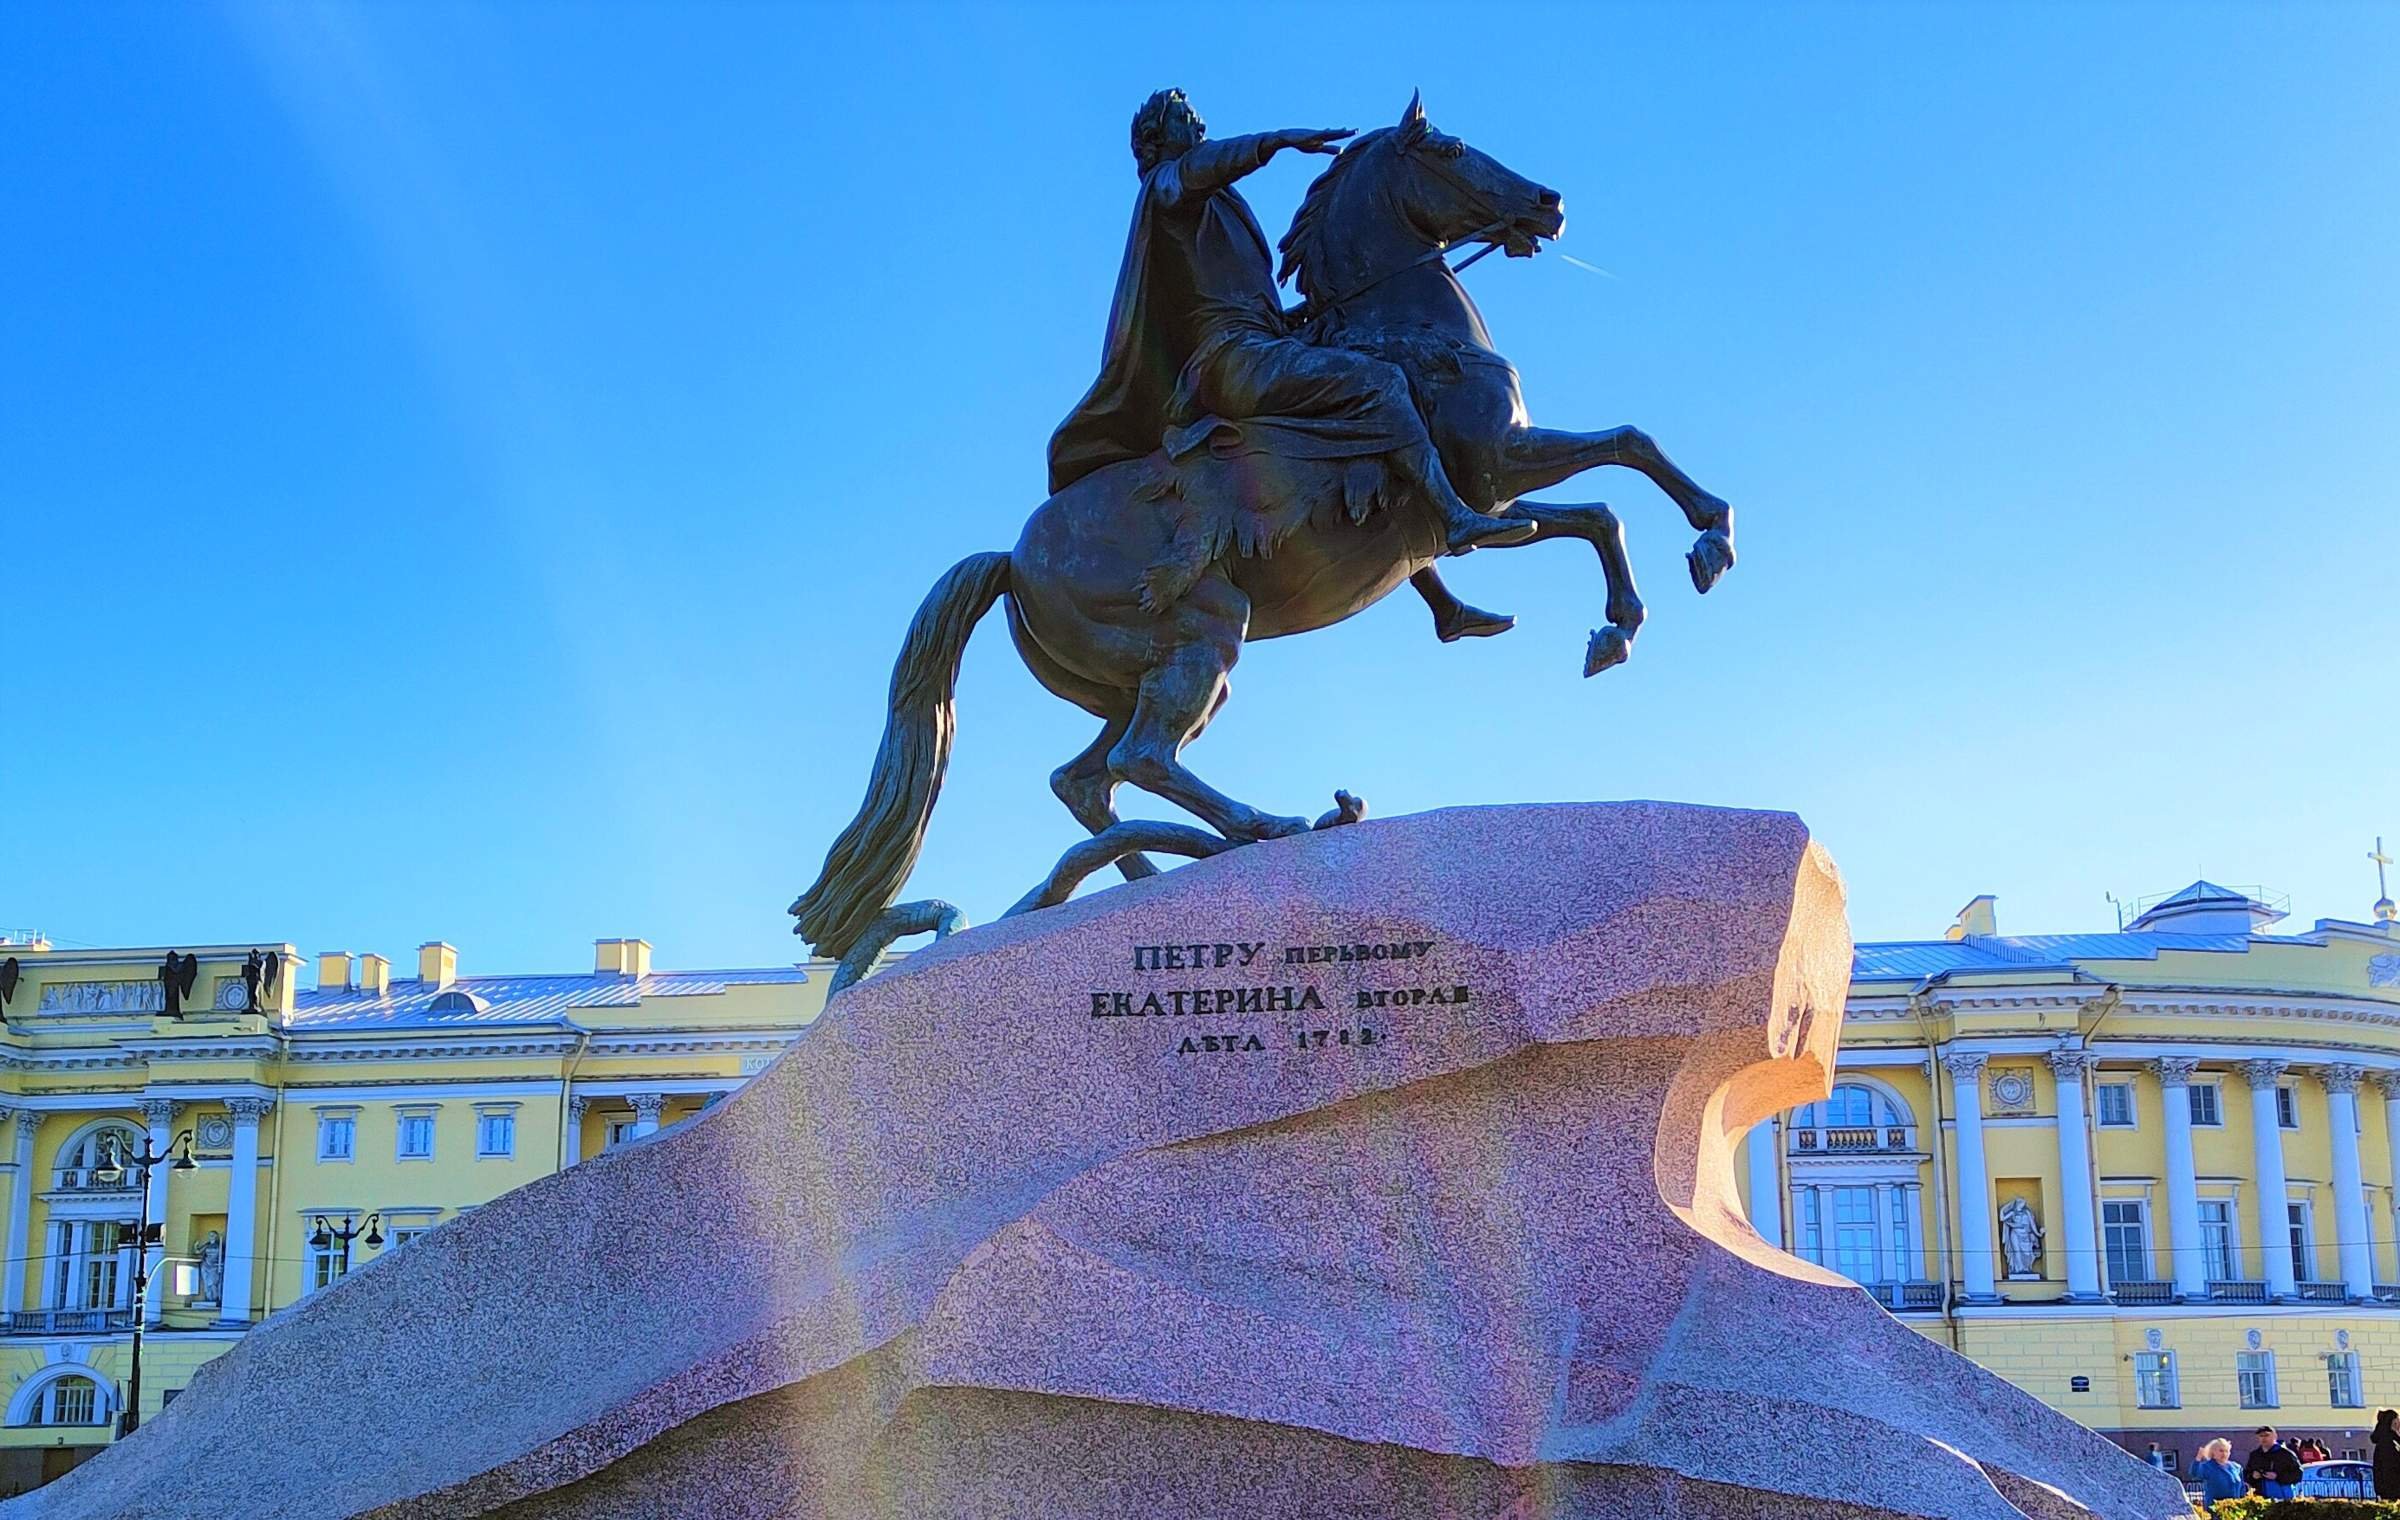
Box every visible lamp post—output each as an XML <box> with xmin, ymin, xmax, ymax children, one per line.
<box><xmin>93</xmin><ymin>1128</ymin><xmax>195</xmax><ymax>1437</ymax></box>
<box><xmin>308</xmin><ymin>1212</ymin><xmax>383</xmax><ymax>1281</ymax></box>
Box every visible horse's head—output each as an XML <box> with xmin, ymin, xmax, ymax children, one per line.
<box><xmin>1280</xmin><ymin>93</ymin><xmax>1565</xmax><ymax>311</ymax></box>
<box><xmin>1385</xmin><ymin>91</ymin><xmax>1563</xmax><ymax>258</ymax></box>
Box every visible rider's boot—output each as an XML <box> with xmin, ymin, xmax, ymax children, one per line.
<box><xmin>1404</xmin><ymin>448</ymin><xmax>1536</xmax><ymax>553</ymax></box>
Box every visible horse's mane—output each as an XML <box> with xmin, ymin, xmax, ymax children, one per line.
<box><xmin>1277</xmin><ymin>127</ymin><xmax>1393</xmax><ymax>304</ymax></box>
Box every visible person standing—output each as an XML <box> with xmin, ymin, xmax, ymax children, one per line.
<box><xmin>2189</xmin><ymin>1440</ymin><xmax>2245</xmax><ymax>1512</ymax></box>
<box><xmin>2243</xmin><ymin>1426</ymin><xmax>2301</xmax><ymax>1499</ymax></box>
<box><xmin>2373</xmin><ymin>1409</ymin><xmax>2400</xmax><ymax>1499</ymax></box>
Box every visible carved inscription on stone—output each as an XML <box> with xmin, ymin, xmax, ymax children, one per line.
<box><xmin>1089</xmin><ymin>935</ymin><xmax>1476</xmax><ymax>1061</ymax></box>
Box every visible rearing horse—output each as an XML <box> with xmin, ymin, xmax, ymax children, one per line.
<box><xmin>792</xmin><ymin>94</ymin><xmax>1737</xmax><ymax>960</ymax></box>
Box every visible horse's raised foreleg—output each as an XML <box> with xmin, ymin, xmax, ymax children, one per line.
<box><xmin>1052</xmin><ymin>714</ymin><xmax>1158</xmax><ymax>881</ymax></box>
<box><xmin>1504</xmin><ymin>500</ymin><xmax>1645</xmax><ymax>676</ymax></box>
<box><xmin>1496</xmin><ymin>425</ymin><xmax>1735</xmax><ymax>594</ymax></box>
<box><xmin>1107</xmin><ymin>581</ymin><xmax>1312</xmax><ymax>843</ymax></box>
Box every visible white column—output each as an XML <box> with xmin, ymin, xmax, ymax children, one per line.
<box><xmin>0</xmin><ymin>1109</ymin><xmax>33</xmax><ymax>1317</ymax></box>
<box><xmin>138</xmin><ymin>1099</ymin><xmax>177</xmax><ymax>1325</ymax></box>
<box><xmin>2242</xmin><ymin>1060</ymin><xmax>2298</xmax><ymax>1298</ymax></box>
<box><xmin>2379</xmin><ymin>1071</ymin><xmax>2400</xmax><ymax>1288</ymax></box>
<box><xmin>628</xmin><ymin>1092</ymin><xmax>666</xmax><ymax>1139</ymax></box>
<box><xmin>1744</xmin><ymin>1119</ymin><xmax>1782</xmax><ymax>1247</ymax></box>
<box><xmin>2322</xmin><ymin>1065</ymin><xmax>2374</xmax><ymax>1300</ymax></box>
<box><xmin>1944</xmin><ymin>1051</ymin><xmax>1997</xmax><ymax>1300</ymax></box>
<box><xmin>220</xmin><ymin>1098</ymin><xmax>270</xmax><ymax>1326</ymax></box>
<box><xmin>2046</xmin><ymin>1048</ymin><xmax>2102</xmax><ymax>1299</ymax></box>
<box><xmin>565</xmin><ymin>1096</ymin><xmax>591</xmax><ymax>1167</ymax></box>
<box><xmin>1901</xmin><ymin>1184</ymin><xmax>1924</xmax><ymax>1282</ymax></box>
<box><xmin>2152</xmin><ymin>1057</ymin><xmax>2207</xmax><ymax>1300</ymax></box>
<box><xmin>1874</xmin><ymin>1181</ymin><xmax>1901</xmax><ymax>1283</ymax></box>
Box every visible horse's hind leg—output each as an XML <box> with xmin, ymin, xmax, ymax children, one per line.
<box><xmin>1053</xmin><ymin>714</ymin><xmax>1158</xmax><ymax>881</ymax></box>
<box><xmin>1107</xmin><ymin>582</ymin><xmax>1311</xmax><ymax>843</ymax></box>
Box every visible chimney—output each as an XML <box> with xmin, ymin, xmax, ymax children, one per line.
<box><xmin>359</xmin><ymin>953</ymin><xmax>391</xmax><ymax>995</ymax></box>
<box><xmin>418</xmin><ymin>941</ymin><xmax>457</xmax><ymax>990</ymax></box>
<box><xmin>1944</xmin><ymin>895</ymin><xmax>1998</xmax><ymax>941</ymax></box>
<box><xmin>594</xmin><ymin>938</ymin><xmax>653</xmax><ymax>978</ymax></box>
<box><xmin>317</xmin><ymin>951</ymin><xmax>354</xmax><ymax>990</ymax></box>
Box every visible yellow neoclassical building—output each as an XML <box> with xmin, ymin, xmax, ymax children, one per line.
<box><xmin>6</xmin><ymin>870</ymin><xmax>2399</xmax><ymax>1491</ymax></box>
<box><xmin>1740</xmin><ymin>878</ymin><xmax>2400</xmax><ymax>1467</ymax></box>
<box><xmin>0</xmin><ymin>933</ymin><xmax>832</xmax><ymax>1495</ymax></box>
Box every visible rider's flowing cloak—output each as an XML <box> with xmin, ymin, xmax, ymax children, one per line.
<box><xmin>1046</xmin><ymin>156</ymin><xmax>1416</xmax><ymax>499</ymax></box>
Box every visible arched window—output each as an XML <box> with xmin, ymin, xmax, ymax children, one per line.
<box><xmin>52</xmin><ymin>1121</ymin><xmax>140</xmax><ymax>1192</ymax></box>
<box><xmin>9</xmin><ymin>1369</ymin><xmax>111</xmax><ymax>1428</ymax></box>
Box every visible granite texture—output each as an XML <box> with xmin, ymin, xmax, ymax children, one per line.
<box><xmin>7</xmin><ymin>803</ymin><xmax>2189</xmax><ymax>1520</ymax></box>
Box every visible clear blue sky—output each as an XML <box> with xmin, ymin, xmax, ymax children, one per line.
<box><xmin>5</xmin><ymin>2</ymin><xmax>2395</xmax><ymax>976</ymax></box>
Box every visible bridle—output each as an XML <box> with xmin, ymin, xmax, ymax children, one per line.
<box><xmin>1293</xmin><ymin>134</ymin><xmax>1529</xmax><ymax>322</ymax></box>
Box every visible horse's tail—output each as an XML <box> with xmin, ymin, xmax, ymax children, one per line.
<box><xmin>790</xmin><ymin>551</ymin><xmax>1012</xmax><ymax>960</ymax></box>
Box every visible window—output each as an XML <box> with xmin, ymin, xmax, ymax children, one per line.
<box><xmin>2133</xmin><ymin>1350</ymin><xmax>2180</xmax><ymax>1409</ymax></box>
<box><xmin>2198</xmin><ymin>1200</ymin><xmax>2239</xmax><ymax>1280</ymax></box>
<box><xmin>24</xmin><ymin>1376</ymin><xmax>101</xmax><ymax>1427</ymax></box>
<box><xmin>53</xmin><ymin>1123</ymin><xmax>141</xmax><ymax>1191</ymax></box>
<box><xmin>2330</xmin><ymin>1351</ymin><xmax>2364</xmax><ymax>1408</ymax></box>
<box><xmin>45</xmin><ymin>1220</ymin><xmax>129</xmax><ymax>1310</ymax></box>
<box><xmin>475</xmin><ymin>1111</ymin><xmax>516</xmax><ymax>1159</ymax></box>
<box><xmin>389</xmin><ymin>1225</ymin><xmax>430</xmax><ymax>1250</ymax></box>
<box><xmin>317</xmin><ymin>1113</ymin><xmax>356</xmax><ymax>1162</ymax></box>
<box><xmin>2102</xmin><ymin>1200</ymin><xmax>2151</xmax><ymax>1283</ymax></box>
<box><xmin>2277</xmin><ymin>1086</ymin><xmax>2300</xmax><ymax>1130</ymax></box>
<box><xmin>1796</xmin><ymin>1187</ymin><xmax>1821</xmax><ymax>1261</ymax></box>
<box><xmin>2096</xmin><ymin>1082</ymin><xmax>2136</xmax><ymax>1128</ymax></box>
<box><xmin>2289</xmin><ymin>1202</ymin><xmax>2316</xmax><ymax>1285</ymax></box>
<box><xmin>605</xmin><ymin>1119</ymin><xmax>637</xmax><ymax>1150</ymax></box>
<box><xmin>1827</xmin><ymin>1186</ymin><xmax>1881</xmax><ymax>1284</ymax></box>
<box><xmin>396</xmin><ymin>1113</ymin><xmax>435</xmax><ymax>1160</ymax></box>
<box><xmin>2189</xmin><ymin>1084</ymin><xmax>2223</xmax><ymax>1127</ymax></box>
<box><xmin>2237</xmin><ymin>1350</ymin><xmax>2279</xmax><ymax>1408</ymax></box>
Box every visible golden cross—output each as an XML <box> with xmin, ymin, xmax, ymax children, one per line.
<box><xmin>2374</xmin><ymin>836</ymin><xmax>2394</xmax><ymax>901</ymax></box>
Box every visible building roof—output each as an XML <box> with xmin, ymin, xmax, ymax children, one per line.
<box><xmin>1853</xmin><ymin>930</ymin><xmax>2281</xmax><ymax>983</ymax></box>
<box><xmin>289</xmin><ymin>967</ymin><xmax>811</xmax><ymax>1031</ymax></box>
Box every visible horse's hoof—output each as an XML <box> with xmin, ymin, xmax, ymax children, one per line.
<box><xmin>1687</xmin><ymin>529</ymin><xmax>1735</xmax><ymax>594</ymax></box>
<box><xmin>1313</xmin><ymin>790</ymin><xmax>1367</xmax><ymax>829</ymax></box>
<box><xmin>1585</xmin><ymin>626</ymin><xmax>1632</xmax><ymax>677</ymax></box>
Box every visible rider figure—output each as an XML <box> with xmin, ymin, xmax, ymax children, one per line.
<box><xmin>1050</xmin><ymin>89</ymin><xmax>1536</xmax><ymax>596</ymax></box>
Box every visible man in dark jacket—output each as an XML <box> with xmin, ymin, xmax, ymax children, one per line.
<box><xmin>2243</xmin><ymin>1427</ymin><xmax>2302</xmax><ymax>1498</ymax></box>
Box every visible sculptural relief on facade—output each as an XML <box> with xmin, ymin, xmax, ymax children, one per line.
<box><xmin>36</xmin><ymin>980</ymin><xmax>164</xmax><ymax>1015</ymax></box>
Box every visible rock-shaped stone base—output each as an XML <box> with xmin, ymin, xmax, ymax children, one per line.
<box><xmin>6</xmin><ymin>803</ymin><xmax>2189</xmax><ymax>1520</ymax></box>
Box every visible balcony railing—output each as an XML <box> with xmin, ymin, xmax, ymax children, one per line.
<box><xmin>1868</xmin><ymin>1281</ymin><xmax>1943</xmax><ymax>1311</ymax></box>
<box><xmin>2207</xmin><ymin>1280</ymin><xmax>2270</xmax><ymax>1304</ymax></box>
<box><xmin>49</xmin><ymin>1166</ymin><xmax>140</xmax><ymax>1195</ymax></box>
<box><xmin>1791</xmin><ymin>1126</ymin><xmax>1913</xmax><ymax>1154</ymax></box>
<box><xmin>2</xmin><ymin>1308</ymin><xmax>133</xmax><ymax>1335</ymax></box>
<box><xmin>2375</xmin><ymin>1284</ymin><xmax>2400</xmax><ymax>1302</ymax></box>
<box><xmin>2111</xmin><ymin>1280</ymin><xmax>2174</xmax><ymax>1306</ymax></box>
<box><xmin>2298</xmin><ymin>1280</ymin><xmax>2350</xmax><ymax>1303</ymax></box>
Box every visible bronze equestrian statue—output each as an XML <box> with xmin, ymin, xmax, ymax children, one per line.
<box><xmin>793</xmin><ymin>92</ymin><xmax>1737</xmax><ymax>961</ymax></box>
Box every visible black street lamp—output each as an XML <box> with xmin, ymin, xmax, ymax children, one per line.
<box><xmin>92</xmin><ymin>1128</ymin><xmax>195</xmax><ymax>1437</ymax></box>
<box><xmin>308</xmin><ymin>1212</ymin><xmax>383</xmax><ymax>1280</ymax></box>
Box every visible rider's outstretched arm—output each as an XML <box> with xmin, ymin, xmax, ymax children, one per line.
<box><xmin>1156</xmin><ymin>129</ymin><xmax>1350</xmax><ymax>206</ymax></box>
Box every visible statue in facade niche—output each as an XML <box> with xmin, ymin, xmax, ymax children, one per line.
<box><xmin>794</xmin><ymin>91</ymin><xmax>1741</xmax><ymax>963</ymax></box>
<box><xmin>1999</xmin><ymin>1197</ymin><xmax>2044</xmax><ymax>1278</ymax></box>
<box><xmin>195</xmin><ymin>1231</ymin><xmax>224</xmax><ymax>1304</ymax></box>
